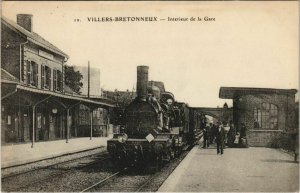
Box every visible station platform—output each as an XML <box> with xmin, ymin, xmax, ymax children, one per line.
<box><xmin>159</xmin><ymin>145</ymin><xmax>299</xmax><ymax>192</ymax></box>
<box><xmin>1</xmin><ymin>136</ymin><xmax>112</xmax><ymax>168</ymax></box>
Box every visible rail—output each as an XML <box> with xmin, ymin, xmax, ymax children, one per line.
<box><xmin>2</xmin><ymin>148</ymin><xmax>107</xmax><ymax>177</ymax></box>
<box><xmin>2</xmin><ymin>152</ymin><xmax>110</xmax><ymax>192</ymax></box>
<box><xmin>80</xmin><ymin>169</ymin><xmax>126</xmax><ymax>192</ymax></box>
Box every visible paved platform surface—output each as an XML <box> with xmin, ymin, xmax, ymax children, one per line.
<box><xmin>159</xmin><ymin>146</ymin><xmax>299</xmax><ymax>192</ymax></box>
<box><xmin>1</xmin><ymin>136</ymin><xmax>112</xmax><ymax>168</ymax></box>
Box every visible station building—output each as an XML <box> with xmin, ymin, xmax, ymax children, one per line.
<box><xmin>1</xmin><ymin>14</ymin><xmax>114</xmax><ymax>146</ymax></box>
<box><xmin>219</xmin><ymin>87</ymin><xmax>298</xmax><ymax>146</ymax></box>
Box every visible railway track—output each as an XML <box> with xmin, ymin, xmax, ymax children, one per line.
<box><xmin>2</xmin><ymin>144</ymin><xmax>195</xmax><ymax>192</ymax></box>
<box><xmin>81</xmin><ymin>145</ymin><xmax>194</xmax><ymax>192</ymax></box>
<box><xmin>2</xmin><ymin>151</ymin><xmax>110</xmax><ymax>192</ymax></box>
<box><xmin>80</xmin><ymin>167</ymin><xmax>156</xmax><ymax>192</ymax></box>
<box><xmin>2</xmin><ymin>150</ymin><xmax>108</xmax><ymax>179</ymax></box>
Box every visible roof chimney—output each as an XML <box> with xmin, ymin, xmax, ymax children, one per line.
<box><xmin>17</xmin><ymin>14</ymin><xmax>33</xmax><ymax>32</ymax></box>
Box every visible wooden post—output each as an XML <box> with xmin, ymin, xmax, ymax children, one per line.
<box><xmin>75</xmin><ymin>109</ymin><xmax>77</xmax><ymax>137</ymax></box>
<box><xmin>106</xmin><ymin>108</ymin><xmax>110</xmax><ymax>137</ymax></box>
<box><xmin>90</xmin><ymin>109</ymin><xmax>93</xmax><ymax>140</ymax></box>
<box><xmin>31</xmin><ymin>106</ymin><xmax>35</xmax><ymax>148</ymax></box>
<box><xmin>66</xmin><ymin>101</ymin><xmax>81</xmax><ymax>142</ymax></box>
<box><xmin>18</xmin><ymin>93</ymin><xmax>22</xmax><ymax>142</ymax></box>
<box><xmin>30</xmin><ymin>95</ymin><xmax>51</xmax><ymax>148</ymax></box>
<box><xmin>66</xmin><ymin>109</ymin><xmax>70</xmax><ymax>143</ymax></box>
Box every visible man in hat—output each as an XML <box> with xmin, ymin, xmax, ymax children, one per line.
<box><xmin>215</xmin><ymin>122</ymin><xmax>225</xmax><ymax>154</ymax></box>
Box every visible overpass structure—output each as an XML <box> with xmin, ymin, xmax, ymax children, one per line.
<box><xmin>191</xmin><ymin>107</ymin><xmax>233</xmax><ymax>123</ymax></box>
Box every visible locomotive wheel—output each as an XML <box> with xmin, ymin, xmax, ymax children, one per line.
<box><xmin>175</xmin><ymin>150</ymin><xmax>180</xmax><ymax>157</ymax></box>
<box><xmin>117</xmin><ymin>160</ymin><xmax>124</xmax><ymax>170</ymax></box>
<box><xmin>165</xmin><ymin>152</ymin><xmax>171</xmax><ymax>163</ymax></box>
<box><xmin>170</xmin><ymin>150</ymin><xmax>175</xmax><ymax>159</ymax></box>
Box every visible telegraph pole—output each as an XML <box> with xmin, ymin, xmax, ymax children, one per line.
<box><xmin>88</xmin><ymin>61</ymin><xmax>90</xmax><ymax>98</ymax></box>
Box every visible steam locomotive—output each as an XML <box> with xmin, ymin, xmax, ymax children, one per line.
<box><xmin>107</xmin><ymin>66</ymin><xmax>204</xmax><ymax>170</ymax></box>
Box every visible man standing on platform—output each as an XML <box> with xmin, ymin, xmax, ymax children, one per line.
<box><xmin>202</xmin><ymin>124</ymin><xmax>210</xmax><ymax>148</ymax></box>
<box><xmin>216</xmin><ymin>122</ymin><xmax>225</xmax><ymax>154</ymax></box>
<box><xmin>208</xmin><ymin>123</ymin><xmax>213</xmax><ymax>144</ymax></box>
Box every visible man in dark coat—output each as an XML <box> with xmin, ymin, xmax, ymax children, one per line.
<box><xmin>210</xmin><ymin>123</ymin><xmax>217</xmax><ymax>144</ymax></box>
<box><xmin>227</xmin><ymin>120</ymin><xmax>236</xmax><ymax>148</ymax></box>
<box><xmin>216</xmin><ymin>122</ymin><xmax>225</xmax><ymax>154</ymax></box>
<box><xmin>202</xmin><ymin>124</ymin><xmax>210</xmax><ymax>148</ymax></box>
<box><xmin>208</xmin><ymin>123</ymin><xmax>214</xmax><ymax>144</ymax></box>
<box><xmin>239</xmin><ymin>123</ymin><xmax>248</xmax><ymax>148</ymax></box>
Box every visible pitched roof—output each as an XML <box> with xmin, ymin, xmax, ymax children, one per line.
<box><xmin>219</xmin><ymin>87</ymin><xmax>298</xmax><ymax>99</ymax></box>
<box><xmin>1</xmin><ymin>68</ymin><xmax>20</xmax><ymax>84</ymax></box>
<box><xmin>2</xmin><ymin>16</ymin><xmax>69</xmax><ymax>59</ymax></box>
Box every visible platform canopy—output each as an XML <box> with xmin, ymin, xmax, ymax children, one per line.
<box><xmin>219</xmin><ymin>87</ymin><xmax>297</xmax><ymax>99</ymax></box>
<box><xmin>1</xmin><ymin>68</ymin><xmax>115</xmax><ymax>108</ymax></box>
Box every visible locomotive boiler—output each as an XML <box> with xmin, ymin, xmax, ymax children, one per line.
<box><xmin>107</xmin><ymin>66</ymin><xmax>198</xmax><ymax>170</ymax></box>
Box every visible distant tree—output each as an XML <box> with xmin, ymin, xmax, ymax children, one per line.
<box><xmin>64</xmin><ymin>64</ymin><xmax>83</xmax><ymax>94</ymax></box>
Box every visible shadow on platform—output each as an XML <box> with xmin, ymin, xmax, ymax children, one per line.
<box><xmin>261</xmin><ymin>159</ymin><xmax>298</xmax><ymax>164</ymax></box>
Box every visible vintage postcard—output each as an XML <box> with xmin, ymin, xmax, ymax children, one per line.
<box><xmin>1</xmin><ymin>1</ymin><xmax>299</xmax><ymax>192</ymax></box>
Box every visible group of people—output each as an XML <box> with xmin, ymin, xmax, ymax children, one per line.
<box><xmin>202</xmin><ymin>121</ymin><xmax>248</xmax><ymax>154</ymax></box>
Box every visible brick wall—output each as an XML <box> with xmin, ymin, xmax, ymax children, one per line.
<box><xmin>233</xmin><ymin>93</ymin><xmax>296</xmax><ymax>147</ymax></box>
<box><xmin>1</xmin><ymin>24</ymin><xmax>26</xmax><ymax>79</ymax></box>
<box><xmin>248</xmin><ymin>130</ymin><xmax>282</xmax><ymax>147</ymax></box>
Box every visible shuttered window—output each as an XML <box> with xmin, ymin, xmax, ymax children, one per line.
<box><xmin>41</xmin><ymin>65</ymin><xmax>45</xmax><ymax>88</ymax></box>
<box><xmin>45</xmin><ymin>66</ymin><xmax>51</xmax><ymax>89</ymax></box>
<box><xmin>21</xmin><ymin>61</ymin><xmax>28</xmax><ymax>83</ymax></box>
<box><xmin>33</xmin><ymin>62</ymin><xmax>38</xmax><ymax>87</ymax></box>
<box><xmin>53</xmin><ymin>69</ymin><xmax>57</xmax><ymax>91</ymax></box>
<box><xmin>27</xmin><ymin>61</ymin><xmax>31</xmax><ymax>85</ymax></box>
<box><xmin>57</xmin><ymin>70</ymin><xmax>62</xmax><ymax>92</ymax></box>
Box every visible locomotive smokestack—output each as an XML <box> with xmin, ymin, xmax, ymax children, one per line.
<box><xmin>137</xmin><ymin>66</ymin><xmax>149</xmax><ymax>101</ymax></box>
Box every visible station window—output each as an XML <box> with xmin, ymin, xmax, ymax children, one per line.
<box><xmin>24</xmin><ymin>61</ymin><xmax>38</xmax><ymax>87</ymax></box>
<box><xmin>93</xmin><ymin>109</ymin><xmax>102</xmax><ymax>118</ymax></box>
<box><xmin>41</xmin><ymin>65</ymin><xmax>51</xmax><ymax>89</ymax></box>
<box><xmin>254</xmin><ymin>103</ymin><xmax>278</xmax><ymax>129</ymax></box>
<box><xmin>79</xmin><ymin>109</ymin><xmax>89</xmax><ymax>125</ymax></box>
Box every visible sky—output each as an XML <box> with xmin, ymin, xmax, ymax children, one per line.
<box><xmin>2</xmin><ymin>1</ymin><xmax>299</xmax><ymax>107</ymax></box>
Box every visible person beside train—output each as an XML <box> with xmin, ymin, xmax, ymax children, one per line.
<box><xmin>223</xmin><ymin>122</ymin><xmax>230</xmax><ymax>148</ymax></box>
<box><xmin>207</xmin><ymin>123</ymin><xmax>212</xmax><ymax>146</ymax></box>
<box><xmin>294</xmin><ymin>132</ymin><xmax>299</xmax><ymax>162</ymax></box>
<box><xmin>227</xmin><ymin>120</ymin><xmax>236</xmax><ymax>148</ymax></box>
<box><xmin>239</xmin><ymin>123</ymin><xmax>248</xmax><ymax>148</ymax></box>
<box><xmin>208</xmin><ymin>123</ymin><xmax>214</xmax><ymax>144</ymax></box>
<box><xmin>202</xmin><ymin>124</ymin><xmax>210</xmax><ymax>148</ymax></box>
<box><xmin>210</xmin><ymin>123</ymin><xmax>218</xmax><ymax>144</ymax></box>
<box><xmin>215</xmin><ymin>122</ymin><xmax>225</xmax><ymax>154</ymax></box>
